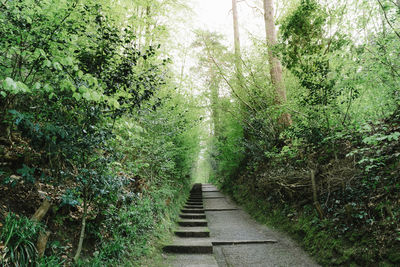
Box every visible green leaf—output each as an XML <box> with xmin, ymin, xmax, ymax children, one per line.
<box><xmin>388</xmin><ymin>132</ymin><xmax>400</xmax><ymax>141</ymax></box>
<box><xmin>60</xmin><ymin>56</ymin><xmax>73</xmax><ymax>66</ymax></box>
<box><xmin>53</xmin><ymin>62</ymin><xmax>62</xmax><ymax>71</ymax></box>
<box><xmin>16</xmin><ymin>81</ymin><xmax>30</xmax><ymax>93</ymax></box>
<box><xmin>72</xmin><ymin>92</ymin><xmax>82</xmax><ymax>101</ymax></box>
<box><xmin>91</xmin><ymin>91</ymin><xmax>101</xmax><ymax>102</ymax></box>
<box><xmin>33</xmin><ymin>82</ymin><xmax>41</xmax><ymax>90</ymax></box>
<box><xmin>65</xmin><ymin>57</ymin><xmax>74</xmax><ymax>65</ymax></box>
<box><xmin>39</xmin><ymin>49</ymin><xmax>46</xmax><ymax>57</ymax></box>
<box><xmin>3</xmin><ymin>78</ymin><xmax>31</xmax><ymax>94</ymax></box>
<box><xmin>3</xmin><ymin>77</ymin><xmax>17</xmax><ymax>92</ymax></box>
<box><xmin>61</xmin><ymin>80</ymin><xmax>75</xmax><ymax>92</ymax></box>
<box><xmin>109</xmin><ymin>98</ymin><xmax>120</xmax><ymax>109</ymax></box>
<box><xmin>43</xmin><ymin>60</ymin><xmax>52</xmax><ymax>68</ymax></box>
<box><xmin>82</xmin><ymin>91</ymin><xmax>91</xmax><ymax>101</ymax></box>
<box><xmin>43</xmin><ymin>84</ymin><xmax>53</xmax><ymax>93</ymax></box>
<box><xmin>79</xmin><ymin>86</ymin><xmax>87</xmax><ymax>94</ymax></box>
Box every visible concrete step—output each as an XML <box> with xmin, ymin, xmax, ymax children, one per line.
<box><xmin>186</xmin><ymin>199</ymin><xmax>203</xmax><ymax>203</ymax></box>
<box><xmin>181</xmin><ymin>209</ymin><xmax>205</xmax><ymax>214</ymax></box>
<box><xmin>184</xmin><ymin>205</ymin><xmax>204</xmax><ymax>209</ymax></box>
<box><xmin>174</xmin><ymin>227</ymin><xmax>210</xmax><ymax>237</ymax></box>
<box><xmin>163</xmin><ymin>237</ymin><xmax>213</xmax><ymax>254</ymax></box>
<box><xmin>179</xmin><ymin>213</ymin><xmax>206</xmax><ymax>219</ymax></box>
<box><xmin>165</xmin><ymin>254</ymin><xmax>218</xmax><ymax>267</ymax></box>
<box><xmin>211</xmin><ymin>239</ymin><xmax>278</xmax><ymax>245</ymax></box>
<box><xmin>202</xmin><ymin>185</ymin><xmax>219</xmax><ymax>192</ymax></box>
<box><xmin>178</xmin><ymin>219</ymin><xmax>208</xmax><ymax>227</ymax></box>
<box><xmin>202</xmin><ymin>192</ymin><xmax>225</xmax><ymax>198</ymax></box>
<box><xmin>186</xmin><ymin>201</ymin><xmax>203</xmax><ymax>205</ymax></box>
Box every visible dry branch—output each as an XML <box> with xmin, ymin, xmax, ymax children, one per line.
<box><xmin>31</xmin><ymin>199</ymin><xmax>51</xmax><ymax>222</ymax></box>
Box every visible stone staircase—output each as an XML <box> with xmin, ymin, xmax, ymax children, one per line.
<box><xmin>163</xmin><ymin>184</ymin><xmax>217</xmax><ymax>266</ymax></box>
<box><xmin>161</xmin><ymin>184</ymin><xmax>317</xmax><ymax>267</ymax></box>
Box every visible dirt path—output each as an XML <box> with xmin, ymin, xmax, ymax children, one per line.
<box><xmin>162</xmin><ymin>184</ymin><xmax>319</xmax><ymax>267</ymax></box>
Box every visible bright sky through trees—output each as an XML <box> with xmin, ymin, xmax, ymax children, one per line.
<box><xmin>172</xmin><ymin>0</ymin><xmax>266</xmax><ymax>96</ymax></box>
<box><xmin>190</xmin><ymin>0</ymin><xmax>265</xmax><ymax>47</ymax></box>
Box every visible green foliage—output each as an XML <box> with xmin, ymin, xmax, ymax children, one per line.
<box><xmin>16</xmin><ymin>164</ymin><xmax>36</xmax><ymax>184</ymax></box>
<box><xmin>206</xmin><ymin>1</ymin><xmax>400</xmax><ymax>266</ymax></box>
<box><xmin>0</xmin><ymin>213</ymin><xmax>43</xmax><ymax>267</ymax></box>
<box><xmin>1</xmin><ymin>0</ymin><xmax>398</xmax><ymax>265</ymax></box>
<box><xmin>0</xmin><ymin>0</ymin><xmax>200</xmax><ymax>265</ymax></box>
<box><xmin>279</xmin><ymin>0</ymin><xmax>351</xmax><ymax>146</ymax></box>
<box><xmin>37</xmin><ymin>255</ymin><xmax>64</xmax><ymax>267</ymax></box>
<box><xmin>347</xmin><ymin>119</ymin><xmax>400</xmax><ymax>180</ymax></box>
<box><xmin>78</xmin><ymin>181</ymin><xmax>190</xmax><ymax>266</ymax></box>
<box><xmin>229</xmin><ymin>184</ymin><xmax>400</xmax><ymax>266</ymax></box>
<box><xmin>211</xmin><ymin>102</ymin><xmax>244</xmax><ymax>186</ymax></box>
<box><xmin>101</xmin><ymin>198</ymin><xmax>156</xmax><ymax>260</ymax></box>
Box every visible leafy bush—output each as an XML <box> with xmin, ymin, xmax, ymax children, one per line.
<box><xmin>37</xmin><ymin>255</ymin><xmax>64</xmax><ymax>267</ymax></box>
<box><xmin>0</xmin><ymin>0</ymin><xmax>200</xmax><ymax>265</ymax></box>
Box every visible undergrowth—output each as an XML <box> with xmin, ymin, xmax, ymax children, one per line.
<box><xmin>77</xmin><ymin>182</ymin><xmax>189</xmax><ymax>266</ymax></box>
<box><xmin>212</xmin><ymin>109</ymin><xmax>400</xmax><ymax>266</ymax></box>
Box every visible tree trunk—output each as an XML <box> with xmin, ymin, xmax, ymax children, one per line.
<box><xmin>36</xmin><ymin>231</ymin><xmax>51</xmax><ymax>258</ymax></box>
<box><xmin>231</xmin><ymin>0</ymin><xmax>241</xmax><ymax>74</ymax></box>
<box><xmin>145</xmin><ymin>5</ymin><xmax>152</xmax><ymax>48</ymax></box>
<box><xmin>209</xmin><ymin>70</ymin><xmax>220</xmax><ymax>136</ymax></box>
<box><xmin>31</xmin><ymin>199</ymin><xmax>52</xmax><ymax>258</ymax></box>
<box><xmin>311</xmin><ymin>170</ymin><xmax>324</xmax><ymax>219</ymax></box>
<box><xmin>31</xmin><ymin>199</ymin><xmax>51</xmax><ymax>222</ymax></box>
<box><xmin>74</xmin><ymin>199</ymin><xmax>88</xmax><ymax>262</ymax></box>
<box><xmin>263</xmin><ymin>0</ymin><xmax>291</xmax><ymax>126</ymax></box>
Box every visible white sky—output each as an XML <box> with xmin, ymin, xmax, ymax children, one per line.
<box><xmin>186</xmin><ymin>0</ymin><xmax>265</xmax><ymax>48</ymax></box>
<box><xmin>191</xmin><ymin>0</ymin><xmax>234</xmax><ymax>36</ymax></box>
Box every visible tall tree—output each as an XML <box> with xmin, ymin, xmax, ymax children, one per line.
<box><xmin>192</xmin><ymin>31</ymin><xmax>227</xmax><ymax>136</ymax></box>
<box><xmin>263</xmin><ymin>0</ymin><xmax>291</xmax><ymax>125</ymax></box>
<box><xmin>231</xmin><ymin>0</ymin><xmax>242</xmax><ymax>74</ymax></box>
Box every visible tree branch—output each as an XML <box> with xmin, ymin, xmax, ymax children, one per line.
<box><xmin>377</xmin><ymin>0</ymin><xmax>400</xmax><ymax>40</ymax></box>
<box><xmin>201</xmin><ymin>34</ymin><xmax>257</xmax><ymax>113</ymax></box>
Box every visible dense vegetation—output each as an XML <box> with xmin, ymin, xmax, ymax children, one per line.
<box><xmin>0</xmin><ymin>0</ymin><xmax>200</xmax><ymax>266</ymax></box>
<box><xmin>1</xmin><ymin>0</ymin><xmax>399</xmax><ymax>266</ymax></box>
<box><xmin>204</xmin><ymin>0</ymin><xmax>400</xmax><ymax>266</ymax></box>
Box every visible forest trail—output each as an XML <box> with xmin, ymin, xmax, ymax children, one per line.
<box><xmin>162</xmin><ymin>184</ymin><xmax>319</xmax><ymax>267</ymax></box>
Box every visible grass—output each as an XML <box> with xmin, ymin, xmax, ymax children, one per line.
<box><xmin>0</xmin><ymin>213</ymin><xmax>44</xmax><ymax>266</ymax></box>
